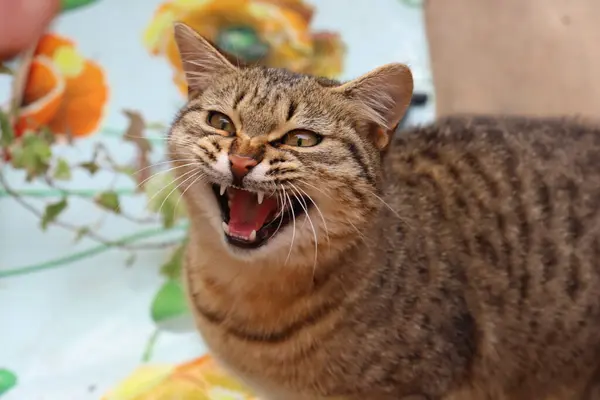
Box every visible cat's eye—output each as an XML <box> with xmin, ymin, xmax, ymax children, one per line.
<box><xmin>207</xmin><ymin>111</ymin><xmax>236</xmax><ymax>134</ymax></box>
<box><xmin>280</xmin><ymin>130</ymin><xmax>322</xmax><ymax>147</ymax></box>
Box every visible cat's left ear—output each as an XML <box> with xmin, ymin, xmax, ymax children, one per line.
<box><xmin>334</xmin><ymin>63</ymin><xmax>413</xmax><ymax>150</ymax></box>
<box><xmin>173</xmin><ymin>22</ymin><xmax>238</xmax><ymax>98</ymax></box>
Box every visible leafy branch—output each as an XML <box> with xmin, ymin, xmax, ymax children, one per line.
<box><xmin>0</xmin><ymin>107</ymin><xmax>188</xmax><ymax>251</ymax></box>
<box><xmin>41</xmin><ymin>174</ymin><xmax>159</xmax><ymax>224</ymax></box>
<box><xmin>0</xmin><ymin>171</ymin><xmax>179</xmax><ymax>250</ymax></box>
<box><xmin>1</xmin><ymin>102</ymin><xmax>194</xmax><ymax>342</ymax></box>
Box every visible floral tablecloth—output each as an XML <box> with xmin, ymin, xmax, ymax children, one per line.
<box><xmin>0</xmin><ymin>0</ymin><xmax>434</xmax><ymax>398</ymax></box>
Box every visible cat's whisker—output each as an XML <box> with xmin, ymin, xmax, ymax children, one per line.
<box><xmin>364</xmin><ymin>189</ymin><xmax>413</xmax><ymax>230</ymax></box>
<box><xmin>157</xmin><ymin>167</ymin><xmax>205</xmax><ymax>216</ymax></box>
<box><xmin>268</xmin><ymin>185</ymin><xmax>280</xmax><ymax>200</ymax></box>
<box><xmin>284</xmin><ymin>191</ymin><xmax>297</xmax><ymax>266</ymax></box>
<box><xmin>133</xmin><ymin>159</ymin><xmax>196</xmax><ymax>176</ymax></box>
<box><xmin>297</xmin><ymin>179</ymin><xmax>366</xmax><ymax>243</ymax></box>
<box><xmin>145</xmin><ymin>166</ymin><xmax>199</xmax><ymax>207</ymax></box>
<box><xmin>273</xmin><ymin>185</ymin><xmax>286</xmax><ymax>219</ymax></box>
<box><xmin>121</xmin><ymin>135</ymin><xmax>169</xmax><ymax>141</ymax></box>
<box><xmin>172</xmin><ymin>171</ymin><xmax>207</xmax><ymax>221</ymax></box>
<box><xmin>291</xmin><ymin>183</ymin><xmax>330</xmax><ymax>248</ymax></box>
<box><xmin>297</xmin><ymin>179</ymin><xmax>334</xmax><ymax>200</ymax></box>
<box><xmin>269</xmin><ymin>186</ymin><xmax>287</xmax><ymax>239</ymax></box>
<box><xmin>137</xmin><ymin>161</ymin><xmax>199</xmax><ymax>189</ymax></box>
<box><xmin>185</xmin><ymin>70</ymin><xmax>211</xmax><ymax>77</ymax></box>
<box><xmin>289</xmin><ymin>185</ymin><xmax>319</xmax><ymax>278</ymax></box>
<box><xmin>133</xmin><ymin>158</ymin><xmax>197</xmax><ymax>179</ymax></box>
<box><xmin>288</xmin><ymin>186</ymin><xmax>308</xmax><ymax>225</ymax></box>
<box><xmin>285</xmin><ymin>184</ymin><xmax>310</xmax><ymax>230</ymax></box>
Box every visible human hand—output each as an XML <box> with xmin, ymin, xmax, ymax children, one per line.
<box><xmin>0</xmin><ymin>0</ymin><xmax>60</xmax><ymax>61</ymax></box>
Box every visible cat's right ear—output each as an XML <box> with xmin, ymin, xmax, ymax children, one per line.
<box><xmin>333</xmin><ymin>63</ymin><xmax>413</xmax><ymax>150</ymax></box>
<box><xmin>173</xmin><ymin>22</ymin><xmax>238</xmax><ymax>98</ymax></box>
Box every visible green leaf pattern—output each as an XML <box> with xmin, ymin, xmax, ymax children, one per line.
<box><xmin>60</xmin><ymin>0</ymin><xmax>100</xmax><ymax>12</ymax></box>
<box><xmin>53</xmin><ymin>158</ymin><xmax>72</xmax><ymax>181</ymax></box>
<box><xmin>41</xmin><ymin>198</ymin><xmax>68</xmax><ymax>230</ymax></box>
<box><xmin>0</xmin><ymin>369</ymin><xmax>17</xmax><ymax>396</ymax></box>
<box><xmin>95</xmin><ymin>191</ymin><xmax>121</xmax><ymax>213</ymax></box>
<box><xmin>151</xmin><ymin>280</ymin><xmax>189</xmax><ymax>323</ymax></box>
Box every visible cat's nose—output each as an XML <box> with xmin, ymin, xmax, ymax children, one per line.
<box><xmin>229</xmin><ymin>154</ymin><xmax>258</xmax><ymax>181</ymax></box>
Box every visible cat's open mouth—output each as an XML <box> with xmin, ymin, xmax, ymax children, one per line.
<box><xmin>211</xmin><ymin>184</ymin><xmax>310</xmax><ymax>249</ymax></box>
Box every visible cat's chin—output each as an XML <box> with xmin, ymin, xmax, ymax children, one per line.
<box><xmin>211</xmin><ymin>183</ymin><xmax>310</xmax><ymax>250</ymax></box>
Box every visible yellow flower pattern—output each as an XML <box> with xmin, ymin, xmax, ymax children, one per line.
<box><xmin>102</xmin><ymin>356</ymin><xmax>258</xmax><ymax>400</ymax></box>
<box><xmin>143</xmin><ymin>0</ymin><xmax>345</xmax><ymax>94</ymax></box>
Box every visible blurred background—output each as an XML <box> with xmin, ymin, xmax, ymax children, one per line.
<box><xmin>1</xmin><ymin>0</ymin><xmax>597</xmax><ymax>398</ymax></box>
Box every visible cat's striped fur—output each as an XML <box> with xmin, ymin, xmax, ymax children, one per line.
<box><xmin>168</xmin><ymin>23</ymin><xmax>600</xmax><ymax>399</ymax></box>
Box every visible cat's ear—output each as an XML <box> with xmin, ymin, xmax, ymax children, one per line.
<box><xmin>173</xmin><ymin>22</ymin><xmax>238</xmax><ymax>98</ymax></box>
<box><xmin>334</xmin><ymin>63</ymin><xmax>413</xmax><ymax>149</ymax></box>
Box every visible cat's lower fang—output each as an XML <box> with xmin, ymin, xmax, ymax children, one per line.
<box><xmin>249</xmin><ymin>230</ymin><xmax>257</xmax><ymax>241</ymax></box>
<box><xmin>222</xmin><ymin>221</ymin><xmax>230</xmax><ymax>234</ymax></box>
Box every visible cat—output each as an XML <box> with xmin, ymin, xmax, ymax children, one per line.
<box><xmin>168</xmin><ymin>22</ymin><xmax>600</xmax><ymax>400</ymax></box>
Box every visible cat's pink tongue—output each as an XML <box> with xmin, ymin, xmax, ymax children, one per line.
<box><xmin>228</xmin><ymin>188</ymin><xmax>277</xmax><ymax>239</ymax></box>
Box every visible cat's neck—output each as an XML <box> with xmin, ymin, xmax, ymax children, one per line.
<box><xmin>186</xmin><ymin>220</ymin><xmax>371</xmax><ymax>300</ymax></box>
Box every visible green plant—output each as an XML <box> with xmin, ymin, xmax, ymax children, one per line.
<box><xmin>0</xmin><ymin>105</ymin><xmax>193</xmax><ymax>359</ymax></box>
<box><xmin>1</xmin><ymin>108</ymin><xmax>186</xmax><ymax>249</ymax></box>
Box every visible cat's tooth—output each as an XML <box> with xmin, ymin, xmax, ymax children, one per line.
<box><xmin>222</xmin><ymin>222</ymin><xmax>229</xmax><ymax>234</ymax></box>
<box><xmin>219</xmin><ymin>184</ymin><xmax>227</xmax><ymax>196</ymax></box>
<box><xmin>249</xmin><ymin>230</ymin><xmax>257</xmax><ymax>242</ymax></box>
<box><xmin>257</xmin><ymin>192</ymin><xmax>264</xmax><ymax>205</ymax></box>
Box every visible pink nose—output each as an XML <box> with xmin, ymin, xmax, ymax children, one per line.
<box><xmin>229</xmin><ymin>154</ymin><xmax>258</xmax><ymax>180</ymax></box>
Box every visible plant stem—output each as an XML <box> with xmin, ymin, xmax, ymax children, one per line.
<box><xmin>100</xmin><ymin>127</ymin><xmax>167</xmax><ymax>145</ymax></box>
<box><xmin>0</xmin><ymin>171</ymin><xmax>180</xmax><ymax>250</ymax></box>
<box><xmin>400</xmin><ymin>0</ymin><xmax>423</xmax><ymax>7</ymax></box>
<box><xmin>0</xmin><ymin>187</ymin><xmax>138</xmax><ymax>198</ymax></box>
<box><xmin>41</xmin><ymin>175</ymin><xmax>158</xmax><ymax>224</ymax></box>
<box><xmin>0</xmin><ymin>224</ymin><xmax>187</xmax><ymax>279</ymax></box>
<box><xmin>141</xmin><ymin>329</ymin><xmax>161</xmax><ymax>363</ymax></box>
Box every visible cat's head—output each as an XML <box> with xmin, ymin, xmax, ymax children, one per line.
<box><xmin>168</xmin><ymin>23</ymin><xmax>413</xmax><ymax>262</ymax></box>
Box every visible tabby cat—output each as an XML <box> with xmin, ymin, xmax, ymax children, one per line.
<box><xmin>168</xmin><ymin>23</ymin><xmax>600</xmax><ymax>400</ymax></box>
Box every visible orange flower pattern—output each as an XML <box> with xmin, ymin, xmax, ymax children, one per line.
<box><xmin>15</xmin><ymin>33</ymin><xmax>109</xmax><ymax>138</ymax></box>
